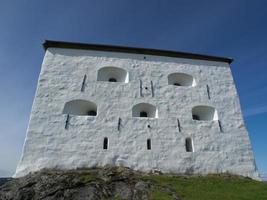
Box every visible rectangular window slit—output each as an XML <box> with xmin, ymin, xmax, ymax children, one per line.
<box><xmin>65</xmin><ymin>114</ymin><xmax>70</xmax><ymax>130</ymax></box>
<box><xmin>206</xmin><ymin>84</ymin><xmax>210</xmax><ymax>99</ymax></box>
<box><xmin>140</xmin><ymin>80</ymin><xmax>143</xmax><ymax>97</ymax></box>
<box><xmin>177</xmin><ymin>118</ymin><xmax>181</xmax><ymax>132</ymax></box>
<box><xmin>218</xmin><ymin>120</ymin><xmax>223</xmax><ymax>132</ymax></box>
<box><xmin>151</xmin><ymin>81</ymin><xmax>154</xmax><ymax>97</ymax></box>
<box><xmin>81</xmin><ymin>74</ymin><xmax>87</xmax><ymax>92</ymax></box>
<box><xmin>185</xmin><ymin>138</ymin><xmax>193</xmax><ymax>152</ymax></box>
<box><xmin>118</xmin><ymin>117</ymin><xmax>121</xmax><ymax>131</ymax></box>
<box><xmin>147</xmin><ymin>139</ymin><xmax>151</xmax><ymax>150</ymax></box>
<box><xmin>103</xmin><ymin>137</ymin><xmax>108</xmax><ymax>149</ymax></box>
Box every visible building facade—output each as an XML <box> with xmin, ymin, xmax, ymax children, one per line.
<box><xmin>15</xmin><ymin>41</ymin><xmax>259</xmax><ymax>179</ymax></box>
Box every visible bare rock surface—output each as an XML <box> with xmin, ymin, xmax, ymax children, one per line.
<box><xmin>0</xmin><ymin>166</ymin><xmax>180</xmax><ymax>200</ymax></box>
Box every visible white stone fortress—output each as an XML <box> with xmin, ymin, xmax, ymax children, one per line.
<box><xmin>15</xmin><ymin>40</ymin><xmax>259</xmax><ymax>179</ymax></box>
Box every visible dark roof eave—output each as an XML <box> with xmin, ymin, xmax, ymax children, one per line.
<box><xmin>43</xmin><ymin>40</ymin><xmax>233</xmax><ymax>64</ymax></box>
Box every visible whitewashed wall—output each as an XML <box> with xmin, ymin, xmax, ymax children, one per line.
<box><xmin>15</xmin><ymin>48</ymin><xmax>259</xmax><ymax>180</ymax></box>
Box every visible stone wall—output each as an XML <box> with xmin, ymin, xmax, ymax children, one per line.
<box><xmin>15</xmin><ymin>48</ymin><xmax>259</xmax><ymax>179</ymax></box>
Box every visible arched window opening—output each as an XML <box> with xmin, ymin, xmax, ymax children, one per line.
<box><xmin>185</xmin><ymin>138</ymin><xmax>193</xmax><ymax>152</ymax></box>
<box><xmin>63</xmin><ymin>100</ymin><xmax>97</xmax><ymax>116</ymax></box>
<box><xmin>97</xmin><ymin>67</ymin><xmax>129</xmax><ymax>83</ymax></box>
<box><xmin>140</xmin><ymin>111</ymin><xmax>148</xmax><ymax>117</ymax></box>
<box><xmin>103</xmin><ymin>137</ymin><xmax>108</xmax><ymax>149</ymax></box>
<box><xmin>108</xmin><ymin>78</ymin><xmax>117</xmax><ymax>82</ymax></box>
<box><xmin>192</xmin><ymin>105</ymin><xmax>218</xmax><ymax>121</ymax></box>
<box><xmin>132</xmin><ymin>103</ymin><xmax>158</xmax><ymax>118</ymax></box>
<box><xmin>147</xmin><ymin>139</ymin><xmax>151</xmax><ymax>150</ymax></box>
<box><xmin>168</xmin><ymin>73</ymin><xmax>195</xmax><ymax>87</ymax></box>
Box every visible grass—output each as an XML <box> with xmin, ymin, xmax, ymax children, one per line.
<box><xmin>141</xmin><ymin>174</ymin><xmax>267</xmax><ymax>200</ymax></box>
<box><xmin>78</xmin><ymin>174</ymin><xmax>96</xmax><ymax>183</ymax></box>
<box><xmin>149</xmin><ymin>189</ymin><xmax>173</xmax><ymax>200</ymax></box>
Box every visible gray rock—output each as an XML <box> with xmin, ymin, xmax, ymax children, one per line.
<box><xmin>0</xmin><ymin>167</ymin><xmax>178</xmax><ymax>200</ymax></box>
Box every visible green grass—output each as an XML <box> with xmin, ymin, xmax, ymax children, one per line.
<box><xmin>101</xmin><ymin>195</ymin><xmax>121</xmax><ymax>200</ymax></box>
<box><xmin>149</xmin><ymin>189</ymin><xmax>173</xmax><ymax>200</ymax></box>
<box><xmin>78</xmin><ymin>174</ymin><xmax>96</xmax><ymax>183</ymax></box>
<box><xmin>141</xmin><ymin>174</ymin><xmax>267</xmax><ymax>200</ymax></box>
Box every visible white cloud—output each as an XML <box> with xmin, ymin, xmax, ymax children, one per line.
<box><xmin>243</xmin><ymin>105</ymin><xmax>267</xmax><ymax>117</ymax></box>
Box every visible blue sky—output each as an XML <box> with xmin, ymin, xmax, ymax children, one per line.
<box><xmin>0</xmin><ymin>0</ymin><xmax>266</xmax><ymax>177</ymax></box>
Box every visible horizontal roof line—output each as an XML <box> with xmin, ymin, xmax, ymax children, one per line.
<box><xmin>43</xmin><ymin>40</ymin><xmax>233</xmax><ymax>64</ymax></box>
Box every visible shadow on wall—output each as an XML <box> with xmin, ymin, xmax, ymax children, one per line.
<box><xmin>168</xmin><ymin>73</ymin><xmax>196</xmax><ymax>87</ymax></box>
<box><xmin>192</xmin><ymin>105</ymin><xmax>218</xmax><ymax>121</ymax></box>
<box><xmin>132</xmin><ymin>103</ymin><xmax>158</xmax><ymax>118</ymax></box>
<box><xmin>97</xmin><ymin>66</ymin><xmax>129</xmax><ymax>83</ymax></box>
<box><xmin>63</xmin><ymin>100</ymin><xmax>97</xmax><ymax>116</ymax></box>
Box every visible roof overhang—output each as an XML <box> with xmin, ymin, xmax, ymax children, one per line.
<box><xmin>43</xmin><ymin>40</ymin><xmax>233</xmax><ymax>64</ymax></box>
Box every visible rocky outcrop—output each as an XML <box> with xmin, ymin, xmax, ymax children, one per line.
<box><xmin>0</xmin><ymin>167</ymin><xmax>180</xmax><ymax>200</ymax></box>
<box><xmin>0</xmin><ymin>178</ymin><xmax>11</xmax><ymax>187</ymax></box>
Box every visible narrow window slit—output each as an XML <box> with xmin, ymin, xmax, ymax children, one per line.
<box><xmin>147</xmin><ymin>139</ymin><xmax>151</xmax><ymax>150</ymax></box>
<box><xmin>177</xmin><ymin>118</ymin><xmax>181</xmax><ymax>132</ymax></box>
<box><xmin>81</xmin><ymin>75</ymin><xmax>87</xmax><ymax>92</ymax></box>
<box><xmin>185</xmin><ymin>138</ymin><xmax>193</xmax><ymax>152</ymax></box>
<box><xmin>140</xmin><ymin>80</ymin><xmax>143</xmax><ymax>97</ymax></box>
<box><xmin>218</xmin><ymin>120</ymin><xmax>223</xmax><ymax>132</ymax></box>
<box><xmin>103</xmin><ymin>137</ymin><xmax>108</xmax><ymax>149</ymax></box>
<box><xmin>151</xmin><ymin>81</ymin><xmax>154</xmax><ymax>97</ymax></box>
<box><xmin>206</xmin><ymin>85</ymin><xmax>210</xmax><ymax>99</ymax></box>
<box><xmin>65</xmin><ymin>114</ymin><xmax>70</xmax><ymax>130</ymax></box>
<box><xmin>118</xmin><ymin>117</ymin><xmax>121</xmax><ymax>131</ymax></box>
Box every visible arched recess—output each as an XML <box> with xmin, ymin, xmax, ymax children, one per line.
<box><xmin>97</xmin><ymin>66</ymin><xmax>129</xmax><ymax>83</ymax></box>
<box><xmin>63</xmin><ymin>99</ymin><xmax>97</xmax><ymax>116</ymax></box>
<box><xmin>168</xmin><ymin>73</ymin><xmax>195</xmax><ymax>86</ymax></box>
<box><xmin>192</xmin><ymin>105</ymin><xmax>218</xmax><ymax>121</ymax></box>
<box><xmin>132</xmin><ymin>103</ymin><xmax>158</xmax><ymax>118</ymax></box>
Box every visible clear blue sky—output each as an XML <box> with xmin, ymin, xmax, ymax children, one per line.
<box><xmin>0</xmin><ymin>0</ymin><xmax>266</xmax><ymax>177</ymax></box>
